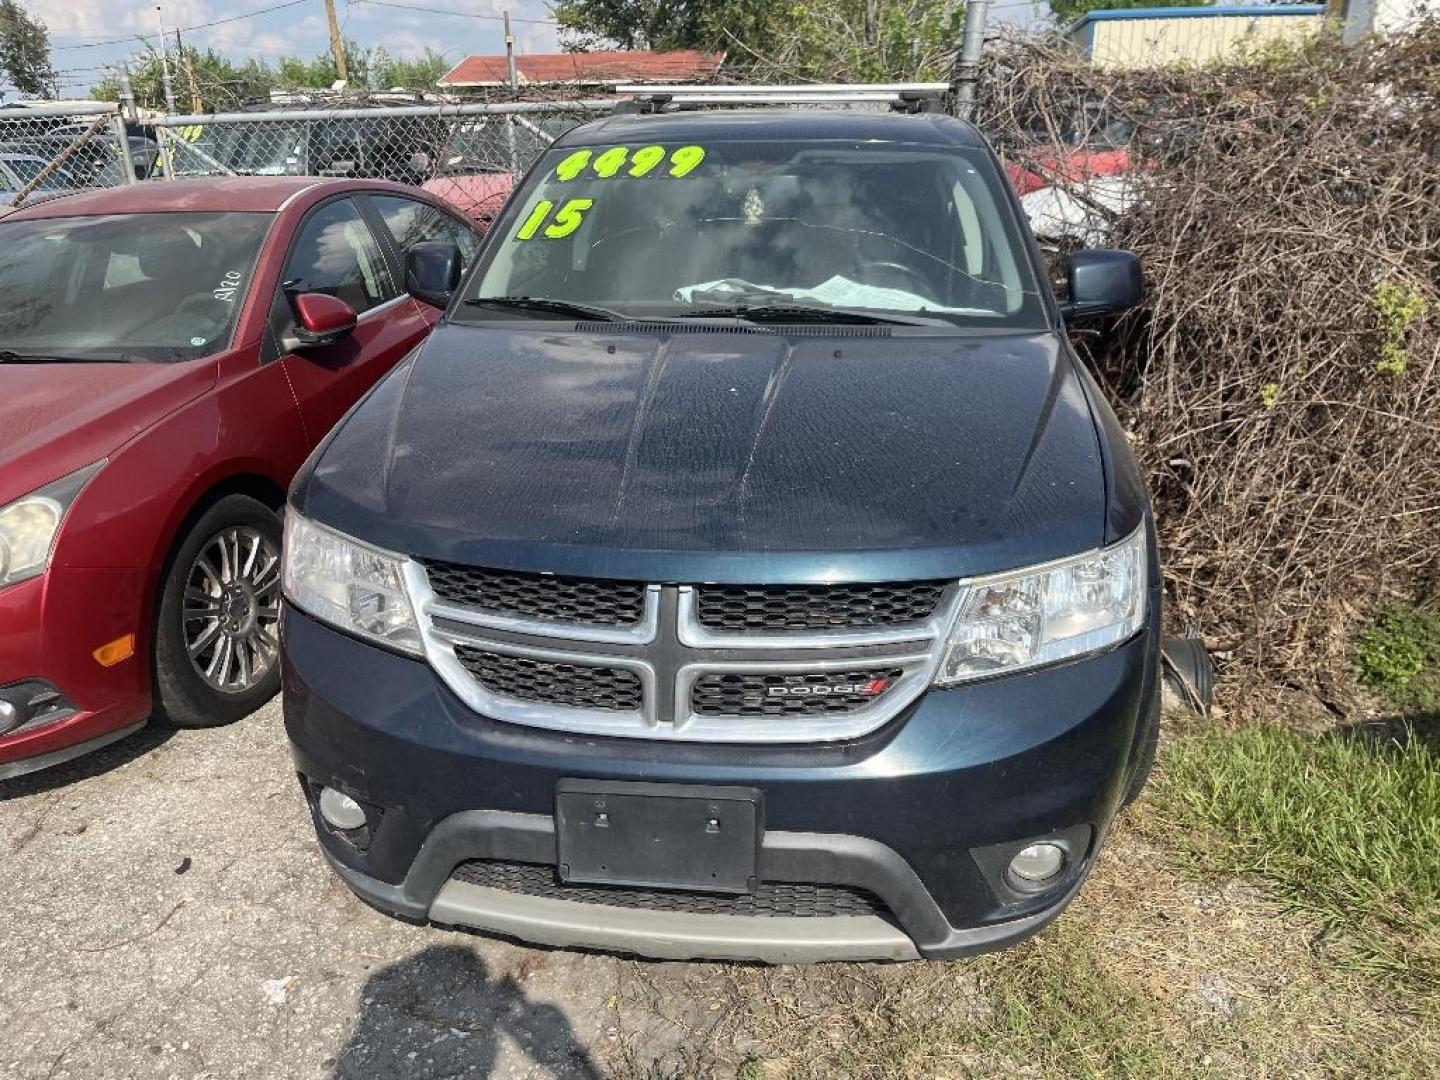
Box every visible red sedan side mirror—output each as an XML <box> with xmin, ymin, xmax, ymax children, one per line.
<box><xmin>287</xmin><ymin>292</ymin><xmax>357</xmax><ymax>351</ymax></box>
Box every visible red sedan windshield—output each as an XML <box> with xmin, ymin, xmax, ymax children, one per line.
<box><xmin>0</xmin><ymin>211</ymin><xmax>272</xmax><ymax>363</ymax></box>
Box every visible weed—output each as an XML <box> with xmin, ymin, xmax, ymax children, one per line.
<box><xmin>1372</xmin><ymin>279</ymin><xmax>1427</xmax><ymax>376</ymax></box>
<box><xmin>1356</xmin><ymin>602</ymin><xmax>1440</xmax><ymax>711</ymax></box>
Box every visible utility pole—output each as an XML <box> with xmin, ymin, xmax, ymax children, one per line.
<box><xmin>503</xmin><ymin>10</ymin><xmax>518</xmax><ymax>89</ymax></box>
<box><xmin>183</xmin><ymin>48</ymin><xmax>203</xmax><ymax>113</ymax></box>
<box><xmin>119</xmin><ymin>63</ymin><xmax>138</xmax><ymax>122</ymax></box>
<box><xmin>155</xmin><ymin>5</ymin><xmax>177</xmax><ymax>114</ymax></box>
<box><xmin>324</xmin><ymin>0</ymin><xmax>349</xmax><ymax>84</ymax></box>
<box><xmin>503</xmin><ymin>10</ymin><xmax>519</xmax><ymax>176</ymax></box>
<box><xmin>951</xmin><ymin>0</ymin><xmax>989</xmax><ymax>122</ymax></box>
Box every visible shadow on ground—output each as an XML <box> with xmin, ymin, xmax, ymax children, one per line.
<box><xmin>1332</xmin><ymin>710</ymin><xmax>1440</xmax><ymax>751</ymax></box>
<box><xmin>331</xmin><ymin>944</ymin><xmax>603</xmax><ymax>1079</ymax></box>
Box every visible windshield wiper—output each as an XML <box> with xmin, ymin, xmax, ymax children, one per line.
<box><xmin>462</xmin><ymin>296</ymin><xmax>630</xmax><ymax>323</ymax></box>
<box><xmin>680</xmin><ymin>302</ymin><xmax>938</xmax><ymax>327</ymax></box>
<box><xmin>0</xmin><ymin>349</ymin><xmax>124</xmax><ymax>364</ymax></box>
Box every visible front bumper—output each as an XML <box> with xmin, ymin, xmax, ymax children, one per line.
<box><xmin>284</xmin><ymin>603</ymin><xmax>1161</xmax><ymax>961</ymax></box>
<box><xmin>0</xmin><ymin>568</ymin><xmax>152</xmax><ymax>780</ymax></box>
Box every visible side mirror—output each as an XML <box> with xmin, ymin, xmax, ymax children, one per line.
<box><xmin>1063</xmin><ymin>249</ymin><xmax>1143</xmax><ymax>318</ymax></box>
<box><xmin>405</xmin><ymin>240</ymin><xmax>462</xmax><ymax>308</ymax></box>
<box><xmin>285</xmin><ymin>292</ymin><xmax>357</xmax><ymax>351</ymax></box>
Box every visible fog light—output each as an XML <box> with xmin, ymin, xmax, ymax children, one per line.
<box><xmin>0</xmin><ymin>680</ymin><xmax>73</xmax><ymax>736</ymax></box>
<box><xmin>1008</xmin><ymin>842</ymin><xmax>1066</xmax><ymax>885</ymax></box>
<box><xmin>0</xmin><ymin>699</ymin><xmax>20</xmax><ymax>735</ymax></box>
<box><xmin>318</xmin><ymin>786</ymin><xmax>368</xmax><ymax>831</ymax></box>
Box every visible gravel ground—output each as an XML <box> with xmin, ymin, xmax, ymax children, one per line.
<box><xmin>0</xmin><ymin>702</ymin><xmax>699</xmax><ymax>1080</ymax></box>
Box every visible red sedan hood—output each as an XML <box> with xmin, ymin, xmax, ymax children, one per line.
<box><xmin>0</xmin><ymin>361</ymin><xmax>215</xmax><ymax>505</ymax></box>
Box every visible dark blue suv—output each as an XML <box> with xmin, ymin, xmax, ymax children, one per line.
<box><xmin>280</xmin><ymin>109</ymin><xmax>1161</xmax><ymax>962</ymax></box>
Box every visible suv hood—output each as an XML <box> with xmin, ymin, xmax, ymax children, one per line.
<box><xmin>0</xmin><ymin>362</ymin><xmax>215</xmax><ymax>505</ymax></box>
<box><xmin>300</xmin><ymin>325</ymin><xmax>1106</xmax><ymax>583</ymax></box>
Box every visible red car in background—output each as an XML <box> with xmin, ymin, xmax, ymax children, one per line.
<box><xmin>0</xmin><ymin>177</ymin><xmax>481</xmax><ymax>779</ymax></box>
<box><xmin>1003</xmin><ymin>146</ymin><xmax>1133</xmax><ymax>198</ymax></box>
<box><xmin>421</xmin><ymin>172</ymin><xmax>514</xmax><ymax>233</ymax></box>
<box><xmin>1000</xmin><ymin>103</ymin><xmax>1138</xmax><ymax>195</ymax></box>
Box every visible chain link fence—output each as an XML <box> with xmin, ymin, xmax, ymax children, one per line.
<box><xmin>151</xmin><ymin>100</ymin><xmax>612</xmax><ymax>227</ymax></box>
<box><xmin>0</xmin><ymin>103</ymin><xmax>137</xmax><ymax>211</ymax></box>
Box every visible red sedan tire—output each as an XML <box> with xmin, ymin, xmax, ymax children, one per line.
<box><xmin>153</xmin><ymin>494</ymin><xmax>284</xmax><ymax>728</ymax></box>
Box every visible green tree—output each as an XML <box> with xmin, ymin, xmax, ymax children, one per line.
<box><xmin>0</xmin><ymin>0</ymin><xmax>56</xmax><ymax>98</ymax></box>
<box><xmin>93</xmin><ymin>46</ymin><xmax>274</xmax><ymax>112</ymax></box>
<box><xmin>1047</xmin><ymin>0</ymin><xmax>1208</xmax><ymax>27</ymax></box>
<box><xmin>555</xmin><ymin>0</ymin><xmax>963</xmax><ymax>81</ymax></box>
<box><xmin>553</xmin><ymin>0</ymin><xmax>785</xmax><ymax>53</ymax></box>
<box><xmin>275</xmin><ymin>40</ymin><xmax>376</xmax><ymax>89</ymax></box>
<box><xmin>371</xmin><ymin>47</ymin><xmax>449</xmax><ymax>91</ymax></box>
<box><xmin>758</xmin><ymin>0</ymin><xmax>964</xmax><ymax>81</ymax></box>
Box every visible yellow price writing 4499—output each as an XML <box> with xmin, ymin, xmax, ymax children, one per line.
<box><xmin>553</xmin><ymin>145</ymin><xmax>706</xmax><ymax>182</ymax></box>
<box><xmin>515</xmin><ymin>197</ymin><xmax>594</xmax><ymax>240</ymax></box>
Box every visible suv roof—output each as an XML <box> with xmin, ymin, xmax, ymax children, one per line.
<box><xmin>556</xmin><ymin>108</ymin><xmax>987</xmax><ymax>149</ymax></box>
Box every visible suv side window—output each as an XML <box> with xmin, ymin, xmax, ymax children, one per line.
<box><xmin>283</xmin><ymin>198</ymin><xmax>396</xmax><ymax>314</ymax></box>
<box><xmin>372</xmin><ymin>195</ymin><xmax>481</xmax><ymax>272</ymax></box>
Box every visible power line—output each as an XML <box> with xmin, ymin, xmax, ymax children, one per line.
<box><xmin>51</xmin><ymin>0</ymin><xmax>312</xmax><ymax>50</ymax></box>
<box><xmin>348</xmin><ymin>0</ymin><xmax>557</xmax><ymax>25</ymax></box>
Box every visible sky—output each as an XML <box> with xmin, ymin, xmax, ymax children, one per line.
<box><xmin>13</xmin><ymin>0</ymin><xmax>1045</xmax><ymax>101</ymax></box>
<box><xmin>21</xmin><ymin>0</ymin><xmax>566</xmax><ymax>99</ymax></box>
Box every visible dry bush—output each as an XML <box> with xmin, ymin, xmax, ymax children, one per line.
<box><xmin>977</xmin><ymin>24</ymin><xmax>1440</xmax><ymax>705</ymax></box>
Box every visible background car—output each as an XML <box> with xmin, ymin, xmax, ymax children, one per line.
<box><xmin>0</xmin><ymin>152</ymin><xmax>74</xmax><ymax>206</ymax></box>
<box><xmin>420</xmin><ymin>171</ymin><xmax>513</xmax><ymax>232</ymax></box>
<box><xmin>0</xmin><ymin>176</ymin><xmax>482</xmax><ymax>779</ymax></box>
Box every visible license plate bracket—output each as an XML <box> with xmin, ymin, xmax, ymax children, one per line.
<box><xmin>555</xmin><ymin>780</ymin><xmax>762</xmax><ymax>894</ymax></box>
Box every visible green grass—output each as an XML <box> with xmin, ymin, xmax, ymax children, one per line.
<box><xmin>1355</xmin><ymin>602</ymin><xmax>1440</xmax><ymax>711</ymax></box>
<box><xmin>1149</xmin><ymin>720</ymin><xmax>1440</xmax><ymax>993</ymax></box>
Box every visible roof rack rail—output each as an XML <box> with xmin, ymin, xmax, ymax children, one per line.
<box><xmin>613</xmin><ymin>83</ymin><xmax>952</xmax><ymax>115</ymax></box>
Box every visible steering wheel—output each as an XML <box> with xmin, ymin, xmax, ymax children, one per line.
<box><xmin>853</xmin><ymin>260</ymin><xmax>935</xmax><ymax>298</ymax></box>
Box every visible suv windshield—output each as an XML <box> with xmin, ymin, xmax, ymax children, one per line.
<box><xmin>464</xmin><ymin>137</ymin><xmax>1045</xmax><ymax>327</ymax></box>
<box><xmin>0</xmin><ymin>212</ymin><xmax>271</xmax><ymax>362</ymax></box>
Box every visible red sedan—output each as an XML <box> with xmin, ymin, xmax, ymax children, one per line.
<box><xmin>0</xmin><ymin>177</ymin><xmax>480</xmax><ymax>779</ymax></box>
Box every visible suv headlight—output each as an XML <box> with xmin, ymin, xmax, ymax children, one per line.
<box><xmin>937</xmin><ymin>526</ymin><xmax>1148</xmax><ymax>685</ymax></box>
<box><xmin>0</xmin><ymin>462</ymin><xmax>103</xmax><ymax>590</ymax></box>
<box><xmin>282</xmin><ymin>511</ymin><xmax>422</xmax><ymax>655</ymax></box>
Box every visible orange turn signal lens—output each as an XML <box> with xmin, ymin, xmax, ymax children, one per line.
<box><xmin>93</xmin><ymin>634</ymin><xmax>136</xmax><ymax>667</ymax></box>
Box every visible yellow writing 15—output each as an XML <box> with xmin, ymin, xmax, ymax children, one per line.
<box><xmin>515</xmin><ymin>198</ymin><xmax>595</xmax><ymax>241</ymax></box>
<box><xmin>553</xmin><ymin>145</ymin><xmax>706</xmax><ymax>182</ymax></box>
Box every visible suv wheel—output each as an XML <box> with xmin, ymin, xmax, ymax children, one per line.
<box><xmin>154</xmin><ymin>494</ymin><xmax>283</xmax><ymax>728</ymax></box>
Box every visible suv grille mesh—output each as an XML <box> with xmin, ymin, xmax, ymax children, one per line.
<box><xmin>453</xmin><ymin>646</ymin><xmax>642</xmax><ymax>711</ymax></box>
<box><xmin>691</xmin><ymin>668</ymin><xmax>905</xmax><ymax>717</ymax></box>
<box><xmin>451</xmin><ymin>860</ymin><xmax>889</xmax><ymax>918</ymax></box>
<box><xmin>422</xmin><ymin>561</ymin><xmax>647</xmax><ymax>627</ymax></box>
<box><xmin>694</xmin><ymin>582</ymin><xmax>947</xmax><ymax>632</ymax></box>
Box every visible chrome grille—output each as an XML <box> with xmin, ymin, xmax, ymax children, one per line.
<box><xmin>410</xmin><ymin>561</ymin><xmax>956</xmax><ymax>744</ymax></box>
<box><xmin>453</xmin><ymin>646</ymin><xmax>643</xmax><ymax>711</ymax></box>
<box><xmin>694</xmin><ymin>582</ymin><xmax>947</xmax><ymax>631</ymax></box>
<box><xmin>451</xmin><ymin>860</ymin><xmax>889</xmax><ymax>918</ymax></box>
<box><xmin>691</xmin><ymin>668</ymin><xmax>906</xmax><ymax>717</ymax></box>
<box><xmin>421</xmin><ymin>560</ymin><xmax>647</xmax><ymax>627</ymax></box>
